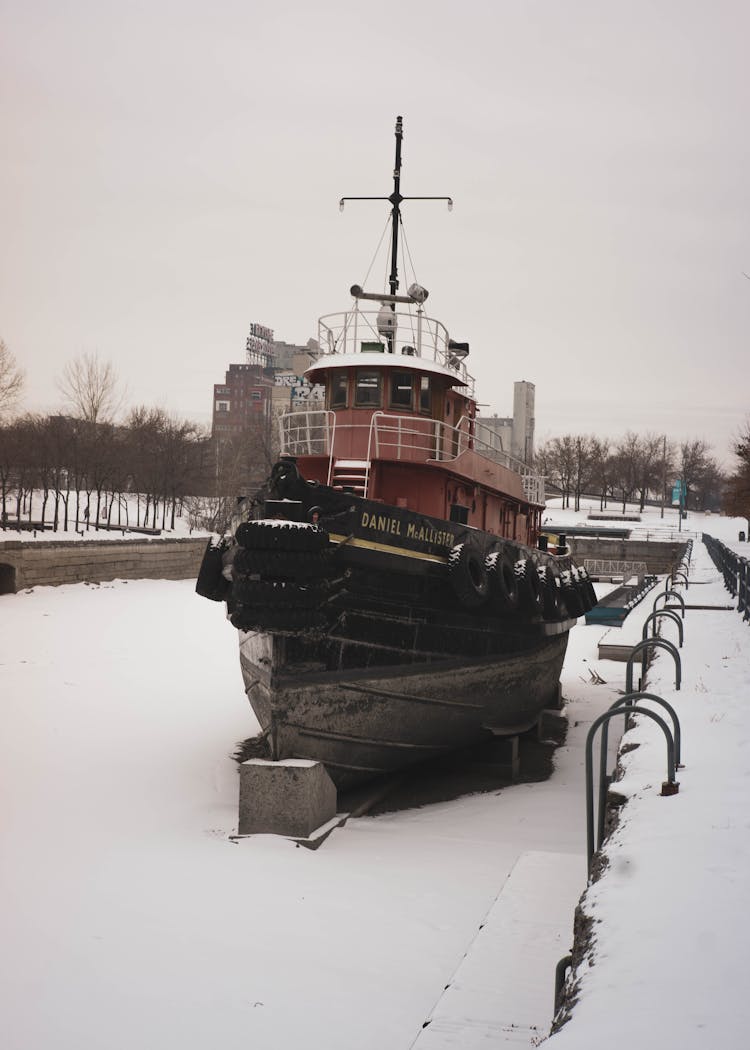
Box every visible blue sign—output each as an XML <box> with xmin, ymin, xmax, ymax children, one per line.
<box><xmin>672</xmin><ymin>479</ymin><xmax>683</xmax><ymax>506</ymax></box>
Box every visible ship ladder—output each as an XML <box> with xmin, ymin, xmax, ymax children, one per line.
<box><xmin>331</xmin><ymin>459</ymin><xmax>371</xmax><ymax>498</ymax></box>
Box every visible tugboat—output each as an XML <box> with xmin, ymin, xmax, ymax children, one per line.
<box><xmin>197</xmin><ymin>117</ymin><xmax>596</xmax><ymax>788</ymax></box>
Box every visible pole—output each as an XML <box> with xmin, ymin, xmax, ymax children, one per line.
<box><xmin>660</xmin><ymin>435</ymin><xmax>666</xmax><ymax>520</ymax></box>
<box><xmin>388</xmin><ymin>116</ymin><xmax>403</xmax><ymax>298</ymax></box>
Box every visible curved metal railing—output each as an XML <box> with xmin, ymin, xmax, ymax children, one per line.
<box><xmin>316</xmin><ymin>307</ymin><xmax>475</xmax><ymax>395</ymax></box>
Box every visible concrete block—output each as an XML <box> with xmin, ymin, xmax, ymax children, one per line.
<box><xmin>239</xmin><ymin>759</ymin><xmax>337</xmax><ymax>838</ymax></box>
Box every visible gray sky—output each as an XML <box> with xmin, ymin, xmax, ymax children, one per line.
<box><xmin>2</xmin><ymin>0</ymin><xmax>748</xmax><ymax>465</ymax></box>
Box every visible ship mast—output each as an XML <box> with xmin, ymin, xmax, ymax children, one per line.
<box><xmin>339</xmin><ymin>116</ymin><xmax>453</xmax><ymax>299</ymax></box>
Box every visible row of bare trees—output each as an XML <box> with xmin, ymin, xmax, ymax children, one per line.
<box><xmin>0</xmin><ymin>410</ymin><xmax>208</xmax><ymax>532</ymax></box>
<box><xmin>535</xmin><ymin>432</ymin><xmax>725</xmax><ymax>513</ymax></box>
<box><xmin>0</xmin><ymin>345</ymin><xmax>277</xmax><ymax>535</ymax></box>
<box><xmin>0</xmin><ymin>409</ymin><xmax>277</xmax><ymax>535</ymax></box>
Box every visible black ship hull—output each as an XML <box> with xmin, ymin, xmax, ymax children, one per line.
<box><xmin>198</xmin><ymin>469</ymin><xmax>594</xmax><ymax>788</ymax></box>
<box><xmin>238</xmin><ymin>624</ymin><xmax>569</xmax><ymax>788</ymax></box>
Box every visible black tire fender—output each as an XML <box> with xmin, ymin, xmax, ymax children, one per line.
<box><xmin>485</xmin><ymin>550</ymin><xmax>520</xmax><ymax>614</ymax></box>
<box><xmin>233</xmin><ymin>548</ymin><xmax>331</xmax><ymax>579</ymax></box>
<box><xmin>560</xmin><ymin>569</ymin><xmax>585</xmax><ymax>617</ymax></box>
<box><xmin>235</xmin><ymin>520</ymin><xmax>329</xmax><ymax>552</ymax></box>
<box><xmin>195</xmin><ymin>539</ymin><xmax>231</xmax><ymax>602</ymax></box>
<box><xmin>448</xmin><ymin>542</ymin><xmax>489</xmax><ymax>610</ymax></box>
<box><xmin>514</xmin><ymin>557</ymin><xmax>544</xmax><ymax>614</ymax></box>
<box><xmin>230</xmin><ymin>604</ymin><xmax>325</xmax><ymax>632</ymax></box>
<box><xmin>538</xmin><ymin>564</ymin><xmax>561</xmax><ymax>619</ymax></box>
<box><xmin>231</xmin><ymin>578</ymin><xmax>325</xmax><ymax>609</ymax></box>
<box><xmin>578</xmin><ymin>567</ymin><xmax>598</xmax><ymax>609</ymax></box>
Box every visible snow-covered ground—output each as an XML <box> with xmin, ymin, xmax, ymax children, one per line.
<box><xmin>1</xmin><ymin>508</ymin><xmax>748</xmax><ymax>1048</ymax></box>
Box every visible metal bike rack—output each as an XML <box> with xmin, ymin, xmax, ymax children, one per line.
<box><xmin>615</xmin><ymin>693</ymin><xmax>683</xmax><ymax>765</ymax></box>
<box><xmin>653</xmin><ymin>589</ymin><xmax>686</xmax><ymax>618</ymax></box>
<box><xmin>553</xmin><ymin>953</ymin><xmax>572</xmax><ymax>1016</ymax></box>
<box><xmin>595</xmin><ymin>692</ymin><xmax>683</xmax><ymax>848</ymax></box>
<box><xmin>666</xmin><ymin>570</ymin><xmax>689</xmax><ymax>590</ymax></box>
<box><xmin>586</xmin><ymin>706</ymin><xmax>678</xmax><ymax>868</ymax></box>
<box><xmin>642</xmin><ymin>609</ymin><xmax>684</xmax><ymax>647</ymax></box>
<box><xmin>625</xmin><ymin>638</ymin><xmax>682</xmax><ymax>693</ymax></box>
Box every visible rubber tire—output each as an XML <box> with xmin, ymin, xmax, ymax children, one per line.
<box><xmin>561</xmin><ymin>572</ymin><xmax>584</xmax><ymax>617</ymax></box>
<box><xmin>572</xmin><ymin>570</ymin><xmax>593</xmax><ymax>613</ymax></box>
<box><xmin>231</xmin><ymin>578</ymin><xmax>325</xmax><ymax>608</ymax></box>
<box><xmin>195</xmin><ymin>539</ymin><xmax>231</xmax><ymax>602</ymax></box>
<box><xmin>235</xmin><ymin>520</ymin><xmax>329</xmax><ymax>552</ymax></box>
<box><xmin>578</xmin><ymin>568</ymin><xmax>598</xmax><ymax>609</ymax></box>
<box><xmin>233</xmin><ymin>548</ymin><xmax>331</xmax><ymax>579</ymax></box>
<box><xmin>515</xmin><ymin>557</ymin><xmax>544</xmax><ymax>615</ymax></box>
<box><xmin>538</xmin><ymin>565</ymin><xmax>561</xmax><ymax>620</ymax></box>
<box><xmin>485</xmin><ymin>551</ymin><xmax>521</xmax><ymax>615</ymax></box>
<box><xmin>230</xmin><ymin>605</ymin><xmax>324</xmax><ymax>632</ymax></box>
<box><xmin>448</xmin><ymin>542</ymin><xmax>489</xmax><ymax>610</ymax></box>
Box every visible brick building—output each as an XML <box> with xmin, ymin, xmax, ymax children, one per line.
<box><xmin>212</xmin><ymin>323</ymin><xmax>276</xmax><ymax>438</ymax></box>
<box><xmin>211</xmin><ymin>325</ymin><xmax>319</xmax><ymax>439</ymax></box>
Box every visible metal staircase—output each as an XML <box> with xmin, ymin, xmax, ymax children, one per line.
<box><xmin>331</xmin><ymin>459</ymin><xmax>370</xmax><ymax>498</ymax></box>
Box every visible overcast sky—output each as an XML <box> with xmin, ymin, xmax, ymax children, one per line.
<box><xmin>2</xmin><ymin>0</ymin><xmax>748</xmax><ymax>465</ymax></box>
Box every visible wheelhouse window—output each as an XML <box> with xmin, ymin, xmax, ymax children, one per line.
<box><xmin>329</xmin><ymin>372</ymin><xmax>348</xmax><ymax>409</ymax></box>
<box><xmin>419</xmin><ymin>376</ymin><xmax>431</xmax><ymax>414</ymax></box>
<box><xmin>354</xmin><ymin>369</ymin><xmax>382</xmax><ymax>407</ymax></box>
<box><xmin>389</xmin><ymin>371</ymin><xmax>413</xmax><ymax>410</ymax></box>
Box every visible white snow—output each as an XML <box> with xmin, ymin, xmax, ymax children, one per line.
<box><xmin>1</xmin><ymin>507</ymin><xmax>749</xmax><ymax>1048</ymax></box>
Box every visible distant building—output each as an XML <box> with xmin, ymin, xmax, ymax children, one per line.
<box><xmin>269</xmin><ymin>340</ymin><xmax>322</xmax><ymax>417</ymax></box>
<box><xmin>211</xmin><ymin>325</ymin><xmax>320</xmax><ymax>439</ymax></box>
<box><xmin>476</xmin><ymin>381</ymin><xmax>535</xmax><ymax>466</ymax></box>
<box><xmin>212</xmin><ymin>362</ymin><xmax>274</xmax><ymax>437</ymax></box>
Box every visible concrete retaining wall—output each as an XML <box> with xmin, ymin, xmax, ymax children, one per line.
<box><xmin>567</xmin><ymin>537</ymin><xmax>687</xmax><ymax>574</ymax></box>
<box><xmin>0</xmin><ymin>536</ymin><xmax>209</xmax><ymax>592</ymax></box>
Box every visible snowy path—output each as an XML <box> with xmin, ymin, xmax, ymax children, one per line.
<box><xmin>547</xmin><ymin>540</ymin><xmax>750</xmax><ymax>1050</ymax></box>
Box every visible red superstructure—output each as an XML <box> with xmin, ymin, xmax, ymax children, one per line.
<box><xmin>278</xmin><ymin>298</ymin><xmax>545</xmax><ymax>547</ymax></box>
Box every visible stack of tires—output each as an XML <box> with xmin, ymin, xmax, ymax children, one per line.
<box><xmin>448</xmin><ymin>542</ymin><xmax>547</xmax><ymax>619</ymax></box>
<box><xmin>576</xmin><ymin>566</ymin><xmax>598</xmax><ymax>610</ymax></box>
<box><xmin>228</xmin><ymin>520</ymin><xmax>333</xmax><ymax>632</ymax></box>
<box><xmin>538</xmin><ymin>564</ymin><xmax>598</xmax><ymax>621</ymax></box>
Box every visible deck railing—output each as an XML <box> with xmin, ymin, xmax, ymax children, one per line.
<box><xmin>279</xmin><ymin>409</ymin><xmax>335</xmax><ymax>459</ymax></box>
<box><xmin>316</xmin><ymin>307</ymin><xmax>475</xmax><ymax>396</ymax></box>
<box><xmin>280</xmin><ymin>407</ymin><xmax>545</xmax><ymax>505</ymax></box>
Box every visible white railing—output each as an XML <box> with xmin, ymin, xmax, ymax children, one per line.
<box><xmin>369</xmin><ymin>412</ymin><xmax>451</xmax><ymax>462</ymax></box>
<box><xmin>279</xmin><ymin>409</ymin><xmax>335</xmax><ymax>459</ymax></box>
<box><xmin>317</xmin><ymin>306</ymin><xmax>475</xmax><ymax>396</ymax></box>
<box><xmin>279</xmin><ymin>408</ymin><xmax>546</xmax><ymax>506</ymax></box>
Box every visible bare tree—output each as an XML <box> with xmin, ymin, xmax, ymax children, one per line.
<box><xmin>0</xmin><ymin>339</ymin><xmax>25</xmax><ymax>419</ymax></box>
<box><xmin>589</xmin><ymin>437</ymin><xmax>612</xmax><ymax>510</ymax></box>
<box><xmin>612</xmin><ymin>433</ymin><xmax>641</xmax><ymax>512</ymax></box>
<box><xmin>57</xmin><ymin>353</ymin><xmax>124</xmax><ymax>424</ymax></box>
<box><xmin>539</xmin><ymin>435</ymin><xmax>577</xmax><ymax>508</ymax></box>
<box><xmin>571</xmin><ymin>435</ymin><xmax>596</xmax><ymax>512</ymax></box>
<box><xmin>678</xmin><ymin>439</ymin><xmax>713</xmax><ymax>510</ymax></box>
<box><xmin>634</xmin><ymin>433</ymin><xmax>665</xmax><ymax>511</ymax></box>
<box><xmin>725</xmin><ymin>419</ymin><xmax>750</xmax><ymax>533</ymax></box>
